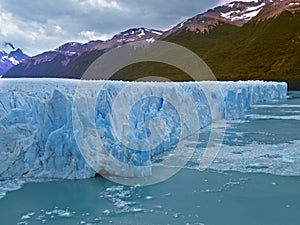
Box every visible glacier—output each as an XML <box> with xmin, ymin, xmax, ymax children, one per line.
<box><xmin>0</xmin><ymin>79</ymin><xmax>287</xmax><ymax>180</ymax></box>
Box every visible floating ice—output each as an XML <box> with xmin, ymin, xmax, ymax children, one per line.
<box><xmin>191</xmin><ymin>140</ymin><xmax>300</xmax><ymax>176</ymax></box>
<box><xmin>0</xmin><ymin>79</ymin><xmax>287</xmax><ymax>180</ymax></box>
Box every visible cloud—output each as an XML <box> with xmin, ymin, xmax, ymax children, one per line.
<box><xmin>78</xmin><ymin>0</ymin><xmax>124</xmax><ymax>10</ymax></box>
<box><xmin>0</xmin><ymin>4</ymin><xmax>68</xmax><ymax>54</ymax></box>
<box><xmin>79</xmin><ymin>31</ymin><xmax>110</xmax><ymax>41</ymax></box>
<box><xmin>0</xmin><ymin>0</ymin><xmax>220</xmax><ymax>55</ymax></box>
<box><xmin>54</xmin><ymin>25</ymin><xmax>63</xmax><ymax>33</ymax></box>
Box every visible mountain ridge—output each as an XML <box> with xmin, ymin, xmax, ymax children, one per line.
<box><xmin>3</xmin><ymin>0</ymin><xmax>300</xmax><ymax>88</ymax></box>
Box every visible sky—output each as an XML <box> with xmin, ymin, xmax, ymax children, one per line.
<box><xmin>0</xmin><ymin>0</ymin><xmax>235</xmax><ymax>55</ymax></box>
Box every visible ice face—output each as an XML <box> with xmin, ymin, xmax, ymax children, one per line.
<box><xmin>0</xmin><ymin>81</ymin><xmax>94</xmax><ymax>180</ymax></box>
<box><xmin>0</xmin><ymin>79</ymin><xmax>287</xmax><ymax>180</ymax></box>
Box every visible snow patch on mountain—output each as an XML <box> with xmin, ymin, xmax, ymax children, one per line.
<box><xmin>221</xmin><ymin>2</ymin><xmax>265</xmax><ymax>21</ymax></box>
<box><xmin>150</xmin><ymin>30</ymin><xmax>163</xmax><ymax>36</ymax></box>
<box><xmin>98</xmin><ymin>27</ymin><xmax>163</xmax><ymax>49</ymax></box>
<box><xmin>289</xmin><ymin>2</ymin><xmax>300</xmax><ymax>5</ymax></box>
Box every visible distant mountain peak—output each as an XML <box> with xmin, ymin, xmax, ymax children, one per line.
<box><xmin>114</xmin><ymin>27</ymin><xmax>163</xmax><ymax>36</ymax></box>
<box><xmin>0</xmin><ymin>46</ymin><xmax>28</xmax><ymax>76</ymax></box>
<box><xmin>111</xmin><ymin>27</ymin><xmax>163</xmax><ymax>43</ymax></box>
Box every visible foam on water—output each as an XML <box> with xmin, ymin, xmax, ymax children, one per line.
<box><xmin>5</xmin><ymin>167</ymin><xmax>298</xmax><ymax>225</ymax></box>
<box><xmin>245</xmin><ymin>114</ymin><xmax>300</xmax><ymax>120</ymax></box>
<box><xmin>252</xmin><ymin>104</ymin><xmax>300</xmax><ymax>108</ymax></box>
<box><xmin>18</xmin><ymin>207</ymin><xmax>74</xmax><ymax>224</ymax></box>
<box><xmin>188</xmin><ymin>93</ymin><xmax>300</xmax><ymax>175</ymax></box>
<box><xmin>208</xmin><ymin>140</ymin><xmax>300</xmax><ymax>175</ymax></box>
<box><xmin>10</xmin><ymin>170</ymin><xmax>250</xmax><ymax>225</ymax></box>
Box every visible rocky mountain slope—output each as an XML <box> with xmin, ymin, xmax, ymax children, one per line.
<box><xmin>162</xmin><ymin>0</ymin><xmax>267</xmax><ymax>38</ymax></box>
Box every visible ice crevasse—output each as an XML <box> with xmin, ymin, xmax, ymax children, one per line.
<box><xmin>0</xmin><ymin>79</ymin><xmax>287</xmax><ymax>180</ymax></box>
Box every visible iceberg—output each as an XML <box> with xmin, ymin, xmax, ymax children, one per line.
<box><xmin>0</xmin><ymin>79</ymin><xmax>287</xmax><ymax>180</ymax></box>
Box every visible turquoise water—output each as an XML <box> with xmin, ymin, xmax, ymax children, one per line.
<box><xmin>0</xmin><ymin>91</ymin><xmax>300</xmax><ymax>225</ymax></box>
<box><xmin>1</xmin><ymin>169</ymin><xmax>300</xmax><ymax>225</ymax></box>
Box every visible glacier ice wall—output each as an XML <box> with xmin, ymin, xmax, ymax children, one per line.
<box><xmin>0</xmin><ymin>79</ymin><xmax>287</xmax><ymax>180</ymax></box>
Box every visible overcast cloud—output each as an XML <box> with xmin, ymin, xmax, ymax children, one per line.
<box><xmin>0</xmin><ymin>0</ymin><xmax>225</xmax><ymax>55</ymax></box>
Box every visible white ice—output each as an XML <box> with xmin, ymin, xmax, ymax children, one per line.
<box><xmin>0</xmin><ymin>79</ymin><xmax>287</xmax><ymax>180</ymax></box>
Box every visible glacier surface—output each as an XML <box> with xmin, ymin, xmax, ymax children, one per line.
<box><xmin>0</xmin><ymin>79</ymin><xmax>287</xmax><ymax>180</ymax></box>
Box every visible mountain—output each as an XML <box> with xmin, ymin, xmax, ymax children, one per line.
<box><xmin>162</xmin><ymin>0</ymin><xmax>267</xmax><ymax>38</ymax></box>
<box><xmin>162</xmin><ymin>0</ymin><xmax>300</xmax><ymax>37</ymax></box>
<box><xmin>2</xmin><ymin>40</ymin><xmax>105</xmax><ymax>78</ymax></box>
<box><xmin>0</xmin><ymin>45</ymin><xmax>29</xmax><ymax>76</ymax></box>
<box><xmin>3</xmin><ymin>0</ymin><xmax>300</xmax><ymax>88</ymax></box>
<box><xmin>3</xmin><ymin>28</ymin><xmax>163</xmax><ymax>78</ymax></box>
<box><xmin>110</xmin><ymin>0</ymin><xmax>300</xmax><ymax>85</ymax></box>
<box><xmin>159</xmin><ymin>0</ymin><xmax>300</xmax><ymax>84</ymax></box>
